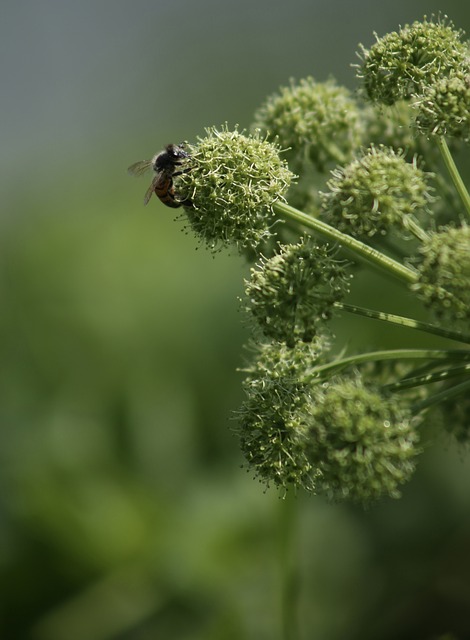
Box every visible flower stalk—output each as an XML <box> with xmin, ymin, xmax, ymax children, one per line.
<box><xmin>334</xmin><ymin>302</ymin><xmax>470</xmax><ymax>345</ymax></box>
<box><xmin>436</xmin><ymin>135</ymin><xmax>470</xmax><ymax>218</ymax></box>
<box><xmin>273</xmin><ymin>201</ymin><xmax>418</xmax><ymax>284</ymax></box>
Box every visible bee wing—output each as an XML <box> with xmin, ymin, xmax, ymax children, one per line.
<box><xmin>143</xmin><ymin>175</ymin><xmax>160</xmax><ymax>205</ymax></box>
<box><xmin>128</xmin><ymin>159</ymin><xmax>153</xmax><ymax>177</ymax></box>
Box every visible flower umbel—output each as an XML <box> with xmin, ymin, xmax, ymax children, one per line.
<box><xmin>413</xmin><ymin>72</ymin><xmax>470</xmax><ymax>141</ymax></box>
<box><xmin>129</xmin><ymin>16</ymin><xmax>470</xmax><ymax>508</ymax></box>
<box><xmin>304</xmin><ymin>374</ymin><xmax>419</xmax><ymax>502</ymax></box>
<box><xmin>358</xmin><ymin>17</ymin><xmax>469</xmax><ymax>106</ymax></box>
<box><xmin>252</xmin><ymin>77</ymin><xmax>364</xmax><ymax>172</ymax></box>
<box><xmin>244</xmin><ymin>236</ymin><xmax>351</xmax><ymax>346</ymax></box>
<box><xmin>238</xmin><ymin>343</ymin><xmax>420</xmax><ymax>503</ymax></box>
<box><xmin>177</xmin><ymin>125</ymin><xmax>294</xmax><ymax>253</ymax></box>
<box><xmin>320</xmin><ymin>145</ymin><xmax>432</xmax><ymax>239</ymax></box>
<box><xmin>413</xmin><ymin>223</ymin><xmax>470</xmax><ymax>325</ymax></box>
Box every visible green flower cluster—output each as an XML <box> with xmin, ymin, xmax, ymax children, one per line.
<box><xmin>358</xmin><ymin>16</ymin><xmax>470</xmax><ymax>140</ymax></box>
<box><xmin>363</xmin><ymin>101</ymin><xmax>441</xmax><ymax>166</ymax></box>
<box><xmin>252</xmin><ymin>77</ymin><xmax>364</xmax><ymax>173</ymax></box>
<box><xmin>238</xmin><ymin>342</ymin><xmax>420</xmax><ymax>503</ymax></box>
<box><xmin>413</xmin><ymin>223</ymin><xmax>470</xmax><ymax>325</ymax></box>
<box><xmin>414</xmin><ymin>73</ymin><xmax>470</xmax><ymax>141</ymax></box>
<box><xmin>320</xmin><ymin>145</ymin><xmax>432</xmax><ymax>239</ymax></box>
<box><xmin>244</xmin><ymin>236</ymin><xmax>351</xmax><ymax>346</ymax></box>
<box><xmin>238</xmin><ymin>341</ymin><xmax>326</xmax><ymax>492</ymax></box>
<box><xmin>178</xmin><ymin>125</ymin><xmax>294</xmax><ymax>253</ymax></box>
<box><xmin>358</xmin><ymin>17</ymin><xmax>469</xmax><ymax>106</ymax></box>
<box><xmin>302</xmin><ymin>374</ymin><xmax>419</xmax><ymax>502</ymax></box>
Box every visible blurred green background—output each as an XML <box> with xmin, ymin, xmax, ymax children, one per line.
<box><xmin>1</xmin><ymin>1</ymin><xmax>470</xmax><ymax>639</ymax></box>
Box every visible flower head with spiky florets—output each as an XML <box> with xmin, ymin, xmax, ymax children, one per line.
<box><xmin>413</xmin><ymin>71</ymin><xmax>470</xmax><ymax>141</ymax></box>
<box><xmin>244</xmin><ymin>236</ymin><xmax>351</xmax><ymax>346</ymax></box>
<box><xmin>357</xmin><ymin>16</ymin><xmax>470</xmax><ymax>106</ymax></box>
<box><xmin>237</xmin><ymin>342</ymin><xmax>420</xmax><ymax>503</ymax></box>
<box><xmin>252</xmin><ymin>77</ymin><xmax>364</xmax><ymax>173</ymax></box>
<box><xmin>320</xmin><ymin>145</ymin><xmax>433</xmax><ymax>239</ymax></box>
<box><xmin>177</xmin><ymin>125</ymin><xmax>294</xmax><ymax>254</ymax></box>
<box><xmin>412</xmin><ymin>223</ymin><xmax>470</xmax><ymax>325</ymax></box>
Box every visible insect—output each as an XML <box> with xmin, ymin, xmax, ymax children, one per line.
<box><xmin>128</xmin><ymin>143</ymin><xmax>191</xmax><ymax>208</ymax></box>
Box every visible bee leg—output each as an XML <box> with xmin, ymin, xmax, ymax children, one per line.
<box><xmin>172</xmin><ymin>167</ymin><xmax>192</xmax><ymax>178</ymax></box>
<box><xmin>176</xmin><ymin>196</ymin><xmax>193</xmax><ymax>207</ymax></box>
<box><xmin>173</xmin><ymin>167</ymin><xmax>192</xmax><ymax>206</ymax></box>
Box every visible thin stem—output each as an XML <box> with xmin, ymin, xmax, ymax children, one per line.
<box><xmin>273</xmin><ymin>201</ymin><xmax>418</xmax><ymax>284</ymax></box>
<box><xmin>335</xmin><ymin>302</ymin><xmax>470</xmax><ymax>345</ymax></box>
<box><xmin>404</xmin><ymin>216</ymin><xmax>430</xmax><ymax>243</ymax></box>
<box><xmin>436</xmin><ymin>136</ymin><xmax>470</xmax><ymax>219</ymax></box>
<box><xmin>384</xmin><ymin>363</ymin><xmax>470</xmax><ymax>392</ymax></box>
<box><xmin>309</xmin><ymin>348</ymin><xmax>470</xmax><ymax>380</ymax></box>
<box><xmin>412</xmin><ymin>378</ymin><xmax>470</xmax><ymax>413</ymax></box>
<box><xmin>279</xmin><ymin>493</ymin><xmax>300</xmax><ymax>640</ymax></box>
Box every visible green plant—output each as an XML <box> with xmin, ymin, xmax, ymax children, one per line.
<box><xmin>132</xmin><ymin>16</ymin><xmax>470</xmax><ymax>505</ymax></box>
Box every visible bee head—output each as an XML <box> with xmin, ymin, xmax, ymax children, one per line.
<box><xmin>166</xmin><ymin>143</ymin><xmax>190</xmax><ymax>160</ymax></box>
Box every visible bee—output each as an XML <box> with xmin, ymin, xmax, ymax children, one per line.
<box><xmin>128</xmin><ymin>143</ymin><xmax>191</xmax><ymax>208</ymax></box>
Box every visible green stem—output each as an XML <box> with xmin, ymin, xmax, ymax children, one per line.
<box><xmin>436</xmin><ymin>136</ymin><xmax>470</xmax><ymax>219</ymax></box>
<box><xmin>404</xmin><ymin>216</ymin><xmax>430</xmax><ymax>243</ymax></box>
<box><xmin>384</xmin><ymin>363</ymin><xmax>470</xmax><ymax>392</ymax></box>
<box><xmin>412</xmin><ymin>378</ymin><xmax>470</xmax><ymax>413</ymax></box>
<box><xmin>335</xmin><ymin>302</ymin><xmax>470</xmax><ymax>345</ymax></box>
<box><xmin>279</xmin><ymin>493</ymin><xmax>300</xmax><ymax>640</ymax></box>
<box><xmin>273</xmin><ymin>201</ymin><xmax>418</xmax><ymax>284</ymax></box>
<box><xmin>309</xmin><ymin>348</ymin><xmax>470</xmax><ymax>380</ymax></box>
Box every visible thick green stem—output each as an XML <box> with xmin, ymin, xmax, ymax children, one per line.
<box><xmin>436</xmin><ymin>136</ymin><xmax>470</xmax><ymax>219</ymax></box>
<box><xmin>273</xmin><ymin>201</ymin><xmax>418</xmax><ymax>284</ymax></box>
<box><xmin>279</xmin><ymin>494</ymin><xmax>300</xmax><ymax>640</ymax></box>
<box><xmin>335</xmin><ymin>302</ymin><xmax>470</xmax><ymax>345</ymax></box>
